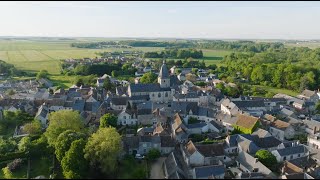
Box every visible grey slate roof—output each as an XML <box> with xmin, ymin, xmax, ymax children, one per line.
<box><xmin>194</xmin><ymin>165</ymin><xmax>225</xmax><ymax>178</ymax></box>
<box><xmin>197</xmin><ymin>107</ymin><xmax>216</xmax><ymax>118</ymax></box>
<box><xmin>186</xmin><ymin>122</ymin><xmax>207</xmax><ymax>129</ymax></box>
<box><xmin>159</xmin><ymin>61</ymin><xmax>169</xmax><ymax>78</ymax></box>
<box><xmin>252</xmin><ymin>136</ymin><xmax>282</xmax><ymax>148</ymax></box>
<box><xmin>276</xmin><ymin>145</ymin><xmax>307</xmax><ymax>156</ymax></box>
<box><xmin>72</xmin><ymin>99</ymin><xmax>85</xmax><ymax>111</ymax></box>
<box><xmin>110</xmin><ymin>97</ymin><xmax>129</xmax><ymax>106</ymax></box>
<box><xmin>139</xmin><ymin>135</ymin><xmax>161</xmax><ymax>144</ymax></box>
<box><xmin>233</xmin><ymin>100</ymin><xmax>265</xmax><ymax>108</ymax></box>
<box><xmin>122</xmin><ymin>136</ymin><xmax>140</xmax><ymax>151</ymax></box>
<box><xmin>160</xmin><ymin>136</ymin><xmax>175</xmax><ymax>147</ymax></box>
<box><xmin>209</xmin><ymin>120</ymin><xmax>224</xmax><ymax>130</ymax></box>
<box><xmin>129</xmin><ymin>95</ymin><xmax>150</xmax><ymax>101</ymax></box>
<box><xmin>129</xmin><ymin>83</ymin><xmax>161</xmax><ymax>93</ymax></box>
<box><xmin>164</xmin><ymin>152</ymin><xmax>186</xmax><ymax>179</ymax></box>
<box><xmin>137</xmin><ymin>108</ymin><xmax>152</xmax><ymax>115</ymax></box>
<box><xmin>171</xmin><ymin>101</ymin><xmax>198</xmax><ymax>115</ymax></box>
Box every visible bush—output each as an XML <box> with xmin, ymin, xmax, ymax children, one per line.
<box><xmin>7</xmin><ymin>158</ymin><xmax>23</xmax><ymax>171</ymax></box>
<box><xmin>2</xmin><ymin>166</ymin><xmax>13</xmax><ymax>179</ymax></box>
<box><xmin>255</xmin><ymin>150</ymin><xmax>277</xmax><ymax>169</ymax></box>
<box><xmin>146</xmin><ymin>149</ymin><xmax>160</xmax><ymax>161</ymax></box>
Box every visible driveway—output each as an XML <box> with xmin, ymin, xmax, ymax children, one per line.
<box><xmin>149</xmin><ymin>157</ymin><xmax>166</xmax><ymax>179</ymax></box>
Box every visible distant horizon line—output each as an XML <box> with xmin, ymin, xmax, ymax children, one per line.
<box><xmin>0</xmin><ymin>35</ymin><xmax>319</xmax><ymax>41</ymax></box>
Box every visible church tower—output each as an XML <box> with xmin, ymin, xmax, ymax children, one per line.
<box><xmin>158</xmin><ymin>60</ymin><xmax>170</xmax><ymax>88</ymax></box>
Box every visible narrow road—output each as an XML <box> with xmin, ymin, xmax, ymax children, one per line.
<box><xmin>149</xmin><ymin>157</ymin><xmax>166</xmax><ymax>179</ymax></box>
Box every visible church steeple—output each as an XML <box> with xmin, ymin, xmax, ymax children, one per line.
<box><xmin>158</xmin><ymin>59</ymin><xmax>170</xmax><ymax>88</ymax></box>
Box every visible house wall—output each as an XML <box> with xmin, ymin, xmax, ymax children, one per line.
<box><xmin>308</xmin><ymin>137</ymin><xmax>320</xmax><ymax>149</ymax></box>
<box><xmin>149</xmin><ymin>91</ymin><xmax>172</xmax><ymax>103</ymax></box>
<box><xmin>110</xmin><ymin>103</ymin><xmax>126</xmax><ymax>110</ymax></box>
<box><xmin>224</xmin><ymin>147</ymin><xmax>238</xmax><ymax>154</ymax></box>
<box><xmin>272</xmin><ymin>151</ymin><xmax>308</xmax><ymax>162</ymax></box>
<box><xmin>117</xmin><ymin>112</ymin><xmax>138</xmax><ymax>126</ymax></box>
<box><xmin>138</xmin><ymin>142</ymin><xmax>161</xmax><ymax>155</ymax></box>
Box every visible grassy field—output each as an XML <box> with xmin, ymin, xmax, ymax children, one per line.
<box><xmin>0</xmin><ymin>40</ymin><xmax>165</xmax><ymax>75</ymax></box>
<box><xmin>253</xmin><ymin>85</ymin><xmax>299</xmax><ymax>97</ymax></box>
<box><xmin>201</xmin><ymin>49</ymin><xmax>231</xmax><ymax>65</ymax></box>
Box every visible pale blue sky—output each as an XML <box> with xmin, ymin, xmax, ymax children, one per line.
<box><xmin>1</xmin><ymin>1</ymin><xmax>320</xmax><ymax>39</ymax></box>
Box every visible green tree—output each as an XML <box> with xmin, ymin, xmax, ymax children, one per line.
<box><xmin>18</xmin><ymin>137</ymin><xmax>32</xmax><ymax>152</ymax></box>
<box><xmin>36</xmin><ymin>70</ymin><xmax>49</xmax><ymax>80</ymax></box>
<box><xmin>140</xmin><ymin>72</ymin><xmax>157</xmax><ymax>84</ymax></box>
<box><xmin>2</xmin><ymin>167</ymin><xmax>13</xmax><ymax>179</ymax></box>
<box><xmin>84</xmin><ymin>127</ymin><xmax>121</xmax><ymax>175</ymax></box>
<box><xmin>99</xmin><ymin>113</ymin><xmax>118</xmax><ymax>128</ymax></box>
<box><xmin>255</xmin><ymin>150</ymin><xmax>277</xmax><ymax>169</ymax></box>
<box><xmin>61</xmin><ymin>139</ymin><xmax>88</xmax><ymax>179</ymax></box>
<box><xmin>103</xmin><ymin>77</ymin><xmax>115</xmax><ymax>91</ymax></box>
<box><xmin>54</xmin><ymin>130</ymin><xmax>86</xmax><ymax>162</ymax></box>
<box><xmin>146</xmin><ymin>149</ymin><xmax>161</xmax><ymax>161</ymax></box>
<box><xmin>44</xmin><ymin>110</ymin><xmax>84</xmax><ymax>147</ymax></box>
<box><xmin>22</xmin><ymin>120</ymin><xmax>41</xmax><ymax>135</ymax></box>
<box><xmin>0</xmin><ymin>138</ymin><xmax>17</xmax><ymax>154</ymax></box>
<box><xmin>74</xmin><ymin>77</ymin><xmax>84</xmax><ymax>87</ymax></box>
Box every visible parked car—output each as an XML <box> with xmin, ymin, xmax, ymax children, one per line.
<box><xmin>135</xmin><ymin>154</ymin><xmax>145</xmax><ymax>159</ymax></box>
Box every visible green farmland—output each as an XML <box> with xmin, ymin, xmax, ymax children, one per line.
<box><xmin>0</xmin><ymin>39</ymin><xmax>230</xmax><ymax>74</ymax></box>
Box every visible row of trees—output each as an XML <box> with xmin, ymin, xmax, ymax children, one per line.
<box><xmin>70</xmin><ymin>40</ymin><xmax>284</xmax><ymax>54</ymax></box>
<box><xmin>71</xmin><ymin>41</ymin><xmax>118</xmax><ymax>49</ymax></box>
<box><xmin>143</xmin><ymin>49</ymin><xmax>203</xmax><ymax>59</ymax></box>
<box><xmin>197</xmin><ymin>40</ymin><xmax>285</xmax><ymax>53</ymax></box>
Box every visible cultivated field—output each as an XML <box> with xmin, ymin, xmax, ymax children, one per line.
<box><xmin>0</xmin><ymin>39</ymin><xmax>231</xmax><ymax>74</ymax></box>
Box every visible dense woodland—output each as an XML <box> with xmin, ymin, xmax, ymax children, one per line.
<box><xmin>216</xmin><ymin>47</ymin><xmax>320</xmax><ymax>92</ymax></box>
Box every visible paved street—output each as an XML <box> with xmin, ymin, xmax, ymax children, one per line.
<box><xmin>149</xmin><ymin>157</ymin><xmax>166</xmax><ymax>179</ymax></box>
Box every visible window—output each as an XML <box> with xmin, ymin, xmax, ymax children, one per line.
<box><xmin>158</xmin><ymin>93</ymin><xmax>161</xmax><ymax>98</ymax></box>
<box><xmin>152</xmin><ymin>93</ymin><xmax>155</xmax><ymax>97</ymax></box>
<box><xmin>124</xmin><ymin>116</ymin><xmax>126</xmax><ymax>119</ymax></box>
<box><xmin>283</xmin><ymin>156</ymin><xmax>286</xmax><ymax>161</ymax></box>
<box><xmin>165</xmin><ymin>92</ymin><xmax>168</xmax><ymax>97</ymax></box>
<box><xmin>298</xmin><ymin>154</ymin><xmax>300</xmax><ymax>157</ymax></box>
<box><xmin>290</xmin><ymin>155</ymin><xmax>293</xmax><ymax>160</ymax></box>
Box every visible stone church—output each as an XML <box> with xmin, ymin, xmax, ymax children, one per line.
<box><xmin>127</xmin><ymin>60</ymin><xmax>178</xmax><ymax>103</ymax></box>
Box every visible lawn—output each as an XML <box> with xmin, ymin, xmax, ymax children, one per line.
<box><xmin>253</xmin><ymin>85</ymin><xmax>299</xmax><ymax>97</ymax></box>
<box><xmin>50</xmin><ymin>75</ymin><xmax>76</xmax><ymax>89</ymax></box>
